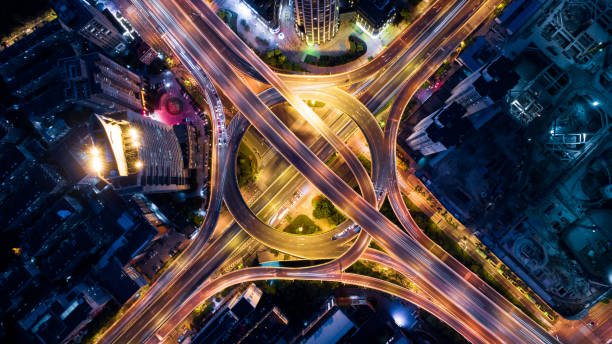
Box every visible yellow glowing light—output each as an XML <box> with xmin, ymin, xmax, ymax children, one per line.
<box><xmin>129</xmin><ymin>128</ymin><xmax>138</xmax><ymax>137</ymax></box>
<box><xmin>92</xmin><ymin>157</ymin><xmax>102</xmax><ymax>173</ymax></box>
<box><xmin>90</xmin><ymin>147</ymin><xmax>99</xmax><ymax>156</ymax></box>
<box><xmin>135</xmin><ymin>161</ymin><xmax>143</xmax><ymax>168</ymax></box>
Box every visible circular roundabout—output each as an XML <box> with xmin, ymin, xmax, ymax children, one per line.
<box><xmin>224</xmin><ymin>87</ymin><xmax>385</xmax><ymax>259</ymax></box>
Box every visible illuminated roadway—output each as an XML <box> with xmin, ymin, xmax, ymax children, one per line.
<box><xmin>224</xmin><ymin>87</ymin><xmax>384</xmax><ymax>259</ymax></box>
<box><xmin>97</xmin><ymin>0</ymin><xmax>564</xmax><ymax>342</ymax></box>
<box><xmin>128</xmin><ymin>0</ymin><xmax>560</xmax><ymax>343</ymax></box>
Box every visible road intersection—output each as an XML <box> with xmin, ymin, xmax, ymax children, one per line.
<box><xmin>97</xmin><ymin>0</ymin><xmax>567</xmax><ymax>343</ymax></box>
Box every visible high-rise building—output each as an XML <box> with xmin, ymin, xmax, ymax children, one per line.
<box><xmin>407</xmin><ymin>56</ymin><xmax>520</xmax><ymax>156</ymax></box>
<box><xmin>62</xmin><ymin>53</ymin><xmax>144</xmax><ymax>113</ymax></box>
<box><xmin>192</xmin><ymin>284</ymin><xmax>263</xmax><ymax>344</ymax></box>
<box><xmin>294</xmin><ymin>0</ymin><xmax>339</xmax><ymax>44</ymax></box>
<box><xmin>88</xmin><ymin>111</ymin><xmax>190</xmax><ymax>194</ymax></box>
<box><xmin>446</xmin><ymin>56</ymin><xmax>519</xmax><ymax>116</ymax></box>
<box><xmin>355</xmin><ymin>0</ymin><xmax>396</xmax><ymax>37</ymax></box>
<box><xmin>52</xmin><ymin>0</ymin><xmax>127</xmax><ymax>52</ymax></box>
<box><xmin>406</xmin><ymin>102</ymin><xmax>473</xmax><ymax>156</ymax></box>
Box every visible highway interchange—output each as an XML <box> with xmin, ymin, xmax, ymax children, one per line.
<box><xmin>98</xmin><ymin>0</ymin><xmax>568</xmax><ymax>343</ymax></box>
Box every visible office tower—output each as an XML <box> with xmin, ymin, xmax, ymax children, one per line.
<box><xmin>406</xmin><ymin>102</ymin><xmax>473</xmax><ymax>156</ymax></box>
<box><xmin>407</xmin><ymin>56</ymin><xmax>520</xmax><ymax>156</ymax></box>
<box><xmin>88</xmin><ymin>111</ymin><xmax>190</xmax><ymax>194</ymax></box>
<box><xmin>294</xmin><ymin>0</ymin><xmax>339</xmax><ymax>44</ymax></box>
<box><xmin>52</xmin><ymin>0</ymin><xmax>127</xmax><ymax>52</ymax></box>
<box><xmin>62</xmin><ymin>53</ymin><xmax>144</xmax><ymax>113</ymax></box>
<box><xmin>447</xmin><ymin>56</ymin><xmax>519</xmax><ymax>116</ymax></box>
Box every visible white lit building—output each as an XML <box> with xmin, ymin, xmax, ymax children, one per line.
<box><xmin>294</xmin><ymin>0</ymin><xmax>339</xmax><ymax>44</ymax></box>
<box><xmin>88</xmin><ymin>111</ymin><xmax>190</xmax><ymax>194</ymax></box>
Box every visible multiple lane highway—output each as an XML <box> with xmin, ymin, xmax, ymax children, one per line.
<box><xmin>97</xmin><ymin>0</ymin><xmax>568</xmax><ymax>343</ymax></box>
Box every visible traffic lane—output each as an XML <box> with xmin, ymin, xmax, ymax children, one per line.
<box><xmin>140</xmin><ymin>1</ymin><xmax>556</xmax><ymax>342</ymax></box>
<box><xmin>224</xmin><ymin>88</ymin><xmax>383</xmax><ymax>258</ymax></box>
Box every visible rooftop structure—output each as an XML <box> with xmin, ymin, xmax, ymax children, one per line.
<box><xmin>495</xmin><ymin>0</ymin><xmax>545</xmax><ymax>36</ymax></box>
<box><xmin>355</xmin><ymin>0</ymin><xmax>396</xmax><ymax>37</ymax></box>
<box><xmin>137</xmin><ymin>41</ymin><xmax>157</xmax><ymax>65</ymax></box>
<box><xmin>0</xmin><ymin>19</ymin><xmax>78</xmax><ymax>119</ymax></box>
<box><xmin>243</xmin><ymin>0</ymin><xmax>281</xmax><ymax>32</ymax></box>
<box><xmin>229</xmin><ymin>283</ymin><xmax>263</xmax><ymax>320</ymax></box>
<box><xmin>61</xmin><ymin>53</ymin><xmax>144</xmax><ymax>113</ymax></box>
<box><xmin>447</xmin><ymin>56</ymin><xmax>520</xmax><ymax>116</ymax></box>
<box><xmin>538</xmin><ymin>0</ymin><xmax>611</xmax><ymax>70</ymax></box>
<box><xmin>51</xmin><ymin>0</ymin><xmax>127</xmax><ymax>52</ymax></box>
<box><xmin>239</xmin><ymin>306</ymin><xmax>289</xmax><ymax>343</ymax></box>
<box><xmin>88</xmin><ymin>110</ymin><xmax>190</xmax><ymax>194</ymax></box>
<box><xmin>19</xmin><ymin>283</ymin><xmax>110</xmax><ymax>344</ymax></box>
<box><xmin>406</xmin><ymin>102</ymin><xmax>472</xmax><ymax>156</ymax></box>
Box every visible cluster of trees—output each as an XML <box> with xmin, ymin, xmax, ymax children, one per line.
<box><xmin>260</xmin><ymin>48</ymin><xmax>304</xmax><ymax>72</ymax></box>
<box><xmin>357</xmin><ymin>154</ymin><xmax>372</xmax><ymax>176</ymax></box>
<box><xmin>306</xmin><ymin>99</ymin><xmax>325</xmax><ymax>107</ymax></box>
<box><xmin>81</xmin><ymin>300</ymin><xmax>121</xmax><ymax>344</ymax></box>
<box><xmin>255</xmin><ymin>36</ymin><xmax>268</xmax><ymax>47</ymax></box>
<box><xmin>307</xmin><ymin>35</ymin><xmax>367</xmax><ymax>67</ymax></box>
<box><xmin>346</xmin><ymin>261</ymin><xmax>407</xmax><ymax>288</ymax></box>
<box><xmin>396</xmin><ymin>0</ymin><xmax>423</xmax><ymax>25</ymax></box>
<box><xmin>188</xmin><ymin>212</ymin><xmax>204</xmax><ymax>227</ymax></box>
<box><xmin>434</xmin><ymin>60</ymin><xmax>451</xmax><ymax>78</ymax></box>
<box><xmin>217</xmin><ymin>9</ymin><xmax>237</xmax><ymax>31</ymax></box>
<box><xmin>191</xmin><ymin>302</ymin><xmax>214</xmax><ymax>330</ymax></box>
<box><xmin>240</xmin><ymin>19</ymin><xmax>250</xmax><ymax>32</ymax></box>
<box><xmin>312</xmin><ymin>195</ymin><xmax>346</xmax><ymax>226</ymax></box>
<box><xmin>420</xmin><ymin>311</ymin><xmax>470</xmax><ymax>344</ymax></box>
<box><xmin>236</xmin><ymin>143</ymin><xmax>257</xmax><ymax>187</ymax></box>
<box><xmin>283</xmin><ymin>214</ymin><xmax>321</xmax><ymax>234</ymax></box>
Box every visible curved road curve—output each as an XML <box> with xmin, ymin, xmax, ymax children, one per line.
<box><xmin>224</xmin><ymin>87</ymin><xmax>384</xmax><ymax>259</ymax></box>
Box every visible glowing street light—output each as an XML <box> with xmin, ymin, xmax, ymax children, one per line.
<box><xmin>90</xmin><ymin>147</ymin><xmax>103</xmax><ymax>174</ymax></box>
<box><xmin>135</xmin><ymin>161</ymin><xmax>143</xmax><ymax>169</ymax></box>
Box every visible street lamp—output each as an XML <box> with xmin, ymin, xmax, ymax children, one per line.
<box><xmin>90</xmin><ymin>147</ymin><xmax>102</xmax><ymax>174</ymax></box>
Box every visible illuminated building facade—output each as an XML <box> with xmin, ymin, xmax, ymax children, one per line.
<box><xmin>88</xmin><ymin>111</ymin><xmax>189</xmax><ymax>194</ymax></box>
<box><xmin>294</xmin><ymin>0</ymin><xmax>339</xmax><ymax>44</ymax></box>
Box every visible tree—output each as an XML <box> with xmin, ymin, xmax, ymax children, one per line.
<box><xmin>312</xmin><ymin>195</ymin><xmax>346</xmax><ymax>225</ymax></box>
<box><xmin>357</xmin><ymin>154</ymin><xmax>372</xmax><ymax>176</ymax></box>
<box><xmin>400</xmin><ymin>8</ymin><xmax>412</xmax><ymax>23</ymax></box>
<box><xmin>312</xmin><ymin>196</ymin><xmax>333</xmax><ymax>219</ymax></box>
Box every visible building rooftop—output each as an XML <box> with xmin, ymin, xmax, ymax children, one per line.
<box><xmin>356</xmin><ymin>0</ymin><xmax>395</xmax><ymax>30</ymax></box>
<box><xmin>303</xmin><ymin>307</ymin><xmax>355</xmax><ymax>344</ymax></box>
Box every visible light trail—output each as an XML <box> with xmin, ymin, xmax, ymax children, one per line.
<box><xmin>131</xmin><ymin>0</ymin><xmax>557</xmax><ymax>343</ymax></box>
